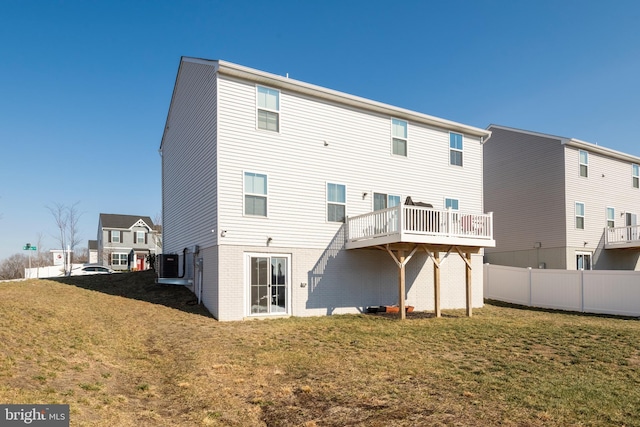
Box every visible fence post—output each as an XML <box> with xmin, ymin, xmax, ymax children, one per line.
<box><xmin>528</xmin><ymin>267</ymin><xmax>532</xmax><ymax>307</ymax></box>
<box><xmin>580</xmin><ymin>269</ymin><xmax>584</xmax><ymax>313</ymax></box>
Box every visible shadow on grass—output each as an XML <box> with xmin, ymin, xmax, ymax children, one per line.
<box><xmin>47</xmin><ymin>270</ymin><xmax>214</xmax><ymax>318</ymax></box>
<box><xmin>485</xmin><ymin>298</ymin><xmax>640</xmax><ymax>321</ymax></box>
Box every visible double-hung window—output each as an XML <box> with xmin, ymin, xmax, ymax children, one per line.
<box><xmin>136</xmin><ymin>231</ymin><xmax>146</xmax><ymax>244</ymax></box>
<box><xmin>257</xmin><ymin>86</ymin><xmax>280</xmax><ymax>132</ymax></box>
<box><xmin>391</xmin><ymin>119</ymin><xmax>407</xmax><ymax>157</ymax></box>
<box><xmin>327</xmin><ymin>183</ymin><xmax>346</xmax><ymax>223</ymax></box>
<box><xmin>449</xmin><ymin>132</ymin><xmax>463</xmax><ymax>166</ymax></box>
<box><xmin>110</xmin><ymin>230</ymin><xmax>121</xmax><ymax>243</ymax></box>
<box><xmin>575</xmin><ymin>202</ymin><xmax>585</xmax><ymax>229</ymax></box>
<box><xmin>579</xmin><ymin>150</ymin><xmax>588</xmax><ymax>177</ymax></box>
<box><xmin>606</xmin><ymin>207</ymin><xmax>615</xmax><ymax>228</ymax></box>
<box><xmin>244</xmin><ymin>172</ymin><xmax>268</xmax><ymax>216</ymax></box>
<box><xmin>633</xmin><ymin>164</ymin><xmax>639</xmax><ymax>188</ymax></box>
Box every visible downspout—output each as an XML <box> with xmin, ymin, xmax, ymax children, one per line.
<box><xmin>178</xmin><ymin>247</ymin><xmax>187</xmax><ymax>278</ymax></box>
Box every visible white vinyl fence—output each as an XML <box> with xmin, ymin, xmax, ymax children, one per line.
<box><xmin>484</xmin><ymin>264</ymin><xmax>640</xmax><ymax>317</ymax></box>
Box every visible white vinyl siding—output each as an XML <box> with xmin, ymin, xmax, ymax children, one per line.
<box><xmin>244</xmin><ymin>172</ymin><xmax>268</xmax><ymax>216</ymax></box>
<box><xmin>257</xmin><ymin>86</ymin><xmax>279</xmax><ymax>132</ymax></box>
<box><xmin>633</xmin><ymin>164</ymin><xmax>639</xmax><ymax>188</ymax></box>
<box><xmin>449</xmin><ymin>132</ymin><xmax>463</xmax><ymax>166</ymax></box>
<box><xmin>160</xmin><ymin>60</ymin><xmax>218</xmax><ymax>255</ymax></box>
<box><xmin>579</xmin><ymin>150</ymin><xmax>588</xmax><ymax>177</ymax></box>
<box><xmin>391</xmin><ymin>118</ymin><xmax>407</xmax><ymax>157</ymax></box>
<box><xmin>215</xmin><ymin>74</ymin><xmax>485</xmax><ymax>249</ymax></box>
<box><xmin>575</xmin><ymin>202</ymin><xmax>585</xmax><ymax>229</ymax></box>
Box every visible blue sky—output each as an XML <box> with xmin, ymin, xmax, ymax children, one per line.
<box><xmin>1</xmin><ymin>0</ymin><xmax>639</xmax><ymax>261</ymax></box>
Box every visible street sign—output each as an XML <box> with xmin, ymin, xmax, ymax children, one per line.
<box><xmin>22</xmin><ymin>246</ymin><xmax>36</xmax><ymax>251</ymax></box>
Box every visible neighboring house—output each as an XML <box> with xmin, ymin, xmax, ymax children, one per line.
<box><xmin>97</xmin><ymin>214</ymin><xmax>162</xmax><ymax>271</ymax></box>
<box><xmin>88</xmin><ymin>240</ymin><xmax>98</xmax><ymax>264</ymax></box>
<box><xmin>484</xmin><ymin>125</ymin><xmax>640</xmax><ymax>271</ymax></box>
<box><xmin>159</xmin><ymin>57</ymin><xmax>495</xmax><ymax>321</ymax></box>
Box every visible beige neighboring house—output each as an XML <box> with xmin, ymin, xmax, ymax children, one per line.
<box><xmin>484</xmin><ymin>125</ymin><xmax>640</xmax><ymax>271</ymax></box>
<box><xmin>97</xmin><ymin>214</ymin><xmax>162</xmax><ymax>271</ymax></box>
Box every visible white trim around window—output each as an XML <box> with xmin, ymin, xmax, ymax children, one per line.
<box><xmin>575</xmin><ymin>202</ymin><xmax>585</xmax><ymax>229</ymax></box>
<box><xmin>112</xmin><ymin>252</ymin><xmax>128</xmax><ymax>266</ymax></box>
<box><xmin>244</xmin><ymin>171</ymin><xmax>268</xmax><ymax>217</ymax></box>
<box><xmin>606</xmin><ymin>206</ymin><xmax>615</xmax><ymax>228</ymax></box>
<box><xmin>326</xmin><ymin>182</ymin><xmax>346</xmax><ymax>223</ymax></box>
<box><xmin>633</xmin><ymin>163</ymin><xmax>639</xmax><ymax>188</ymax></box>
<box><xmin>449</xmin><ymin>132</ymin><xmax>463</xmax><ymax>167</ymax></box>
<box><xmin>256</xmin><ymin>85</ymin><xmax>280</xmax><ymax>132</ymax></box>
<box><xmin>579</xmin><ymin>150</ymin><xmax>588</xmax><ymax>177</ymax></box>
<box><xmin>391</xmin><ymin>118</ymin><xmax>408</xmax><ymax>157</ymax></box>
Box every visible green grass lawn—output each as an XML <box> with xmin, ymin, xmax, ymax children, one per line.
<box><xmin>1</xmin><ymin>271</ymin><xmax>639</xmax><ymax>426</ymax></box>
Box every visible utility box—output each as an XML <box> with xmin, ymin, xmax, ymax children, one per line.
<box><xmin>158</xmin><ymin>254</ymin><xmax>179</xmax><ymax>278</ymax></box>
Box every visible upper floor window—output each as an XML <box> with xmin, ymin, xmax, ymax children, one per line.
<box><xmin>327</xmin><ymin>183</ymin><xmax>346</xmax><ymax>223</ymax></box>
<box><xmin>633</xmin><ymin>164</ymin><xmax>639</xmax><ymax>188</ymax></box>
<box><xmin>606</xmin><ymin>207</ymin><xmax>615</xmax><ymax>228</ymax></box>
<box><xmin>136</xmin><ymin>231</ymin><xmax>146</xmax><ymax>244</ymax></box>
<box><xmin>391</xmin><ymin>119</ymin><xmax>407</xmax><ymax>157</ymax></box>
<box><xmin>445</xmin><ymin>198</ymin><xmax>459</xmax><ymax>210</ymax></box>
<box><xmin>575</xmin><ymin>202</ymin><xmax>585</xmax><ymax>229</ymax></box>
<box><xmin>257</xmin><ymin>86</ymin><xmax>279</xmax><ymax>132</ymax></box>
<box><xmin>110</xmin><ymin>230</ymin><xmax>121</xmax><ymax>243</ymax></box>
<box><xmin>449</xmin><ymin>132</ymin><xmax>463</xmax><ymax>166</ymax></box>
<box><xmin>244</xmin><ymin>172</ymin><xmax>268</xmax><ymax>216</ymax></box>
<box><xmin>374</xmin><ymin>193</ymin><xmax>401</xmax><ymax>210</ymax></box>
<box><xmin>579</xmin><ymin>150</ymin><xmax>588</xmax><ymax>177</ymax></box>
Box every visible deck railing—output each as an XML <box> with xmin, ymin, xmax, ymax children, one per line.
<box><xmin>604</xmin><ymin>225</ymin><xmax>640</xmax><ymax>246</ymax></box>
<box><xmin>347</xmin><ymin>205</ymin><xmax>493</xmax><ymax>243</ymax></box>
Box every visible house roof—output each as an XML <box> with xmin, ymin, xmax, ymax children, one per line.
<box><xmin>99</xmin><ymin>213</ymin><xmax>155</xmax><ymax>230</ymax></box>
<box><xmin>487</xmin><ymin>124</ymin><xmax>640</xmax><ymax>164</ymax></box>
<box><xmin>160</xmin><ymin>57</ymin><xmax>491</xmax><ymax>151</ymax></box>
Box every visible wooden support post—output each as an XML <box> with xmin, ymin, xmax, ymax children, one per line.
<box><xmin>398</xmin><ymin>249</ymin><xmax>406</xmax><ymax>320</ymax></box>
<box><xmin>434</xmin><ymin>251</ymin><xmax>441</xmax><ymax>318</ymax></box>
<box><xmin>466</xmin><ymin>252</ymin><xmax>472</xmax><ymax>317</ymax></box>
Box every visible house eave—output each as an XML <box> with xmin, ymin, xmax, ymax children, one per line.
<box><xmin>184</xmin><ymin>58</ymin><xmax>492</xmax><ymax>139</ymax></box>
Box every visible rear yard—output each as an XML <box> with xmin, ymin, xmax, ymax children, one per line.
<box><xmin>1</xmin><ymin>271</ymin><xmax>639</xmax><ymax>426</ymax></box>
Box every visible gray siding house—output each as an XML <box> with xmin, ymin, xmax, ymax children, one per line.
<box><xmin>484</xmin><ymin>125</ymin><xmax>640</xmax><ymax>270</ymax></box>
<box><xmin>97</xmin><ymin>214</ymin><xmax>162</xmax><ymax>271</ymax></box>
<box><xmin>160</xmin><ymin>57</ymin><xmax>495</xmax><ymax>321</ymax></box>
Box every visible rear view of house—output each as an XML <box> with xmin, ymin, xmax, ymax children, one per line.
<box><xmin>484</xmin><ymin>125</ymin><xmax>640</xmax><ymax>270</ymax></box>
<box><xmin>160</xmin><ymin>57</ymin><xmax>494</xmax><ymax>321</ymax></box>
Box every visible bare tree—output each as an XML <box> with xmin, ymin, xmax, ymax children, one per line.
<box><xmin>47</xmin><ymin>202</ymin><xmax>83</xmax><ymax>275</ymax></box>
<box><xmin>0</xmin><ymin>253</ymin><xmax>28</xmax><ymax>280</ymax></box>
<box><xmin>75</xmin><ymin>247</ymin><xmax>89</xmax><ymax>264</ymax></box>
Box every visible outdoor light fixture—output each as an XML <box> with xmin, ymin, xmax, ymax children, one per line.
<box><xmin>220</xmin><ymin>230</ymin><xmax>227</xmax><ymax>237</ymax></box>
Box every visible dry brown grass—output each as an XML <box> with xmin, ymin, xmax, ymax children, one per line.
<box><xmin>1</xmin><ymin>271</ymin><xmax>640</xmax><ymax>426</ymax></box>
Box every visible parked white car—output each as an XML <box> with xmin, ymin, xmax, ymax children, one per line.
<box><xmin>71</xmin><ymin>265</ymin><xmax>114</xmax><ymax>276</ymax></box>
